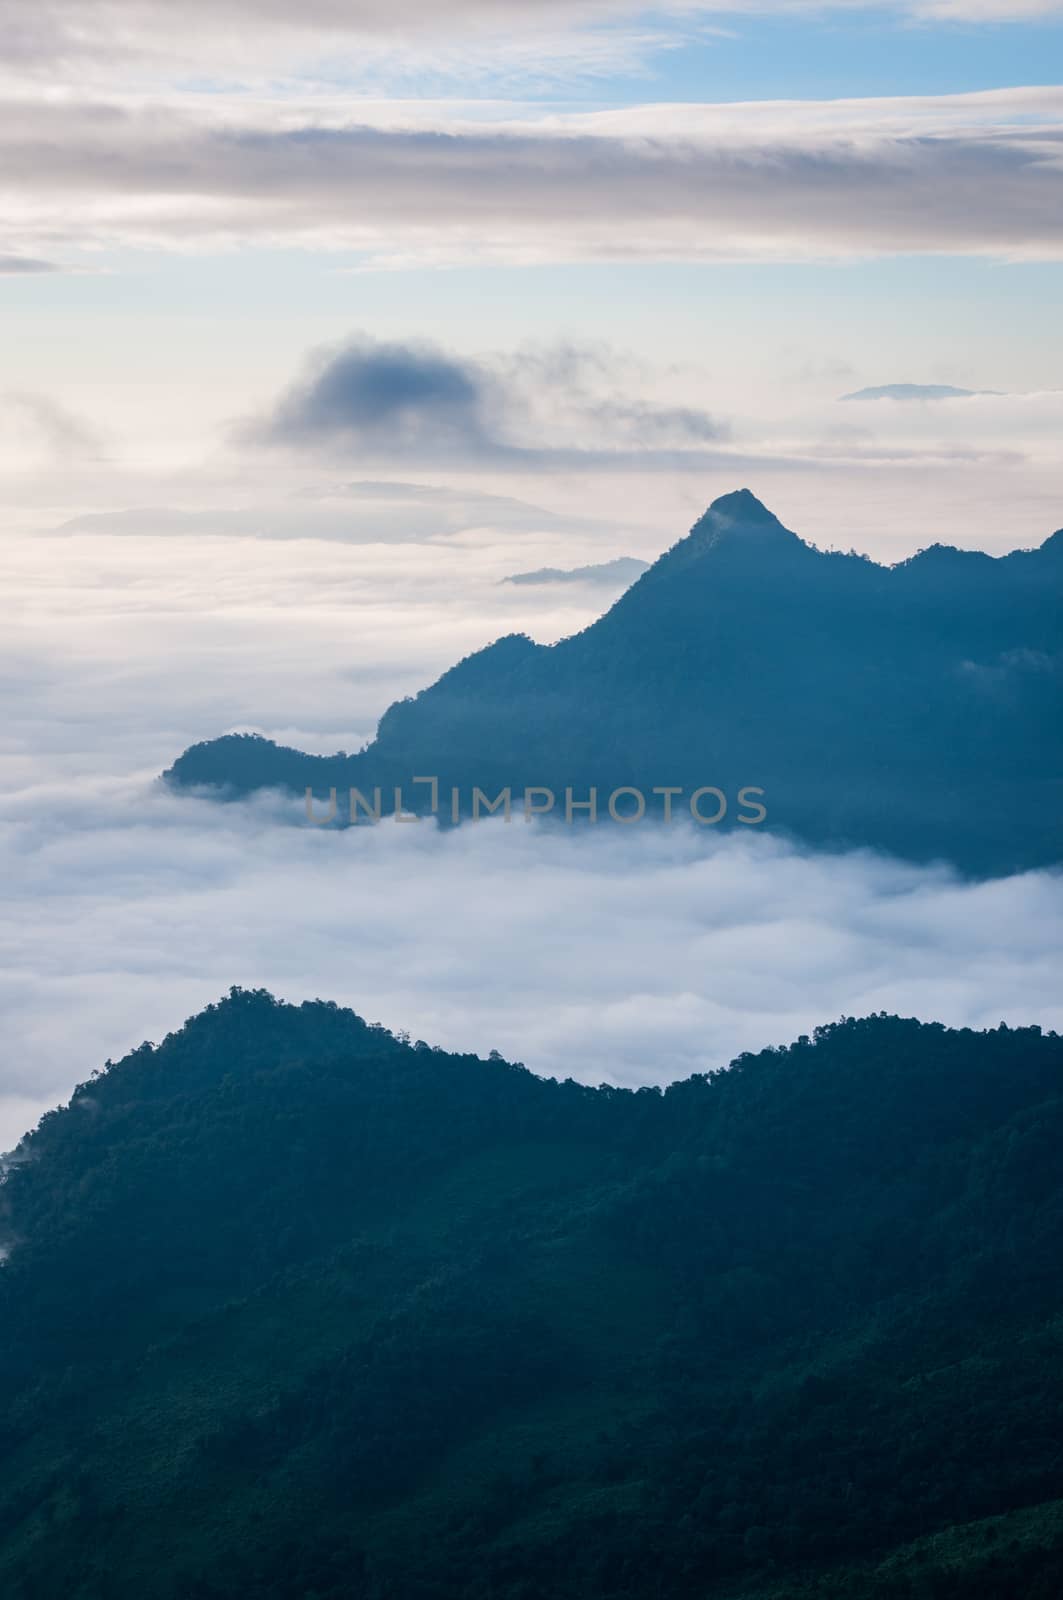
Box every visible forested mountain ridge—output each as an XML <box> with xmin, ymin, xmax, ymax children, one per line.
<box><xmin>2</xmin><ymin>992</ymin><xmax>1063</xmax><ymax>1597</ymax></box>
<box><xmin>165</xmin><ymin>490</ymin><xmax>1063</xmax><ymax>875</ymax></box>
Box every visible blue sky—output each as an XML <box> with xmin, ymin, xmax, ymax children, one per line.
<box><xmin>440</xmin><ymin>7</ymin><xmax>1063</xmax><ymax>104</ymax></box>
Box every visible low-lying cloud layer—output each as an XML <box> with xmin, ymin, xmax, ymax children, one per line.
<box><xmin>53</xmin><ymin>482</ymin><xmax>599</xmax><ymax>543</ymax></box>
<box><xmin>2</xmin><ymin>777</ymin><xmax>1061</xmax><ymax>1154</ymax></box>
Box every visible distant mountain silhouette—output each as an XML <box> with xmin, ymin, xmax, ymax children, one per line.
<box><xmin>2</xmin><ymin>991</ymin><xmax>1063</xmax><ymax>1597</ymax></box>
<box><xmin>501</xmin><ymin>555</ymin><xmax>649</xmax><ymax>587</ymax></box>
<box><xmin>840</xmin><ymin>384</ymin><xmax>995</xmax><ymax>401</ymax></box>
<box><xmin>166</xmin><ymin>489</ymin><xmax>1063</xmax><ymax>873</ymax></box>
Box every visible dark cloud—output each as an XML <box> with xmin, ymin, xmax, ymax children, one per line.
<box><xmin>244</xmin><ymin>336</ymin><xmax>730</xmax><ymax>468</ymax></box>
<box><xmin>250</xmin><ymin>339</ymin><xmax>494</xmax><ymax>455</ymax></box>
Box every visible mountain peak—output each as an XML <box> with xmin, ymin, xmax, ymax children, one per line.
<box><xmin>704</xmin><ymin>488</ymin><xmax>779</xmax><ymax>523</ymax></box>
<box><xmin>677</xmin><ymin>489</ymin><xmax>803</xmax><ymax>560</ymax></box>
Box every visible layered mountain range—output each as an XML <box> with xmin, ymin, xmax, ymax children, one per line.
<box><xmin>166</xmin><ymin>490</ymin><xmax>1063</xmax><ymax>873</ymax></box>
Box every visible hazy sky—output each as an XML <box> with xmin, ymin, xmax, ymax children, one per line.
<box><xmin>2</xmin><ymin>2</ymin><xmax>1062</xmax><ymax>1143</ymax></box>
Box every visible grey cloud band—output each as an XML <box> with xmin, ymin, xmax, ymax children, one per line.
<box><xmin>2</xmin><ymin>93</ymin><xmax>1062</xmax><ymax>265</ymax></box>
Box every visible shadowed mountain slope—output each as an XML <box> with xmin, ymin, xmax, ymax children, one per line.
<box><xmin>165</xmin><ymin>490</ymin><xmax>1063</xmax><ymax>873</ymax></box>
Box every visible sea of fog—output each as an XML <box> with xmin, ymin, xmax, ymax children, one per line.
<box><xmin>2</xmin><ymin>507</ymin><xmax>1061</xmax><ymax>1150</ymax></box>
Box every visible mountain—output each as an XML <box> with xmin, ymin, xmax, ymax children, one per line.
<box><xmin>165</xmin><ymin>490</ymin><xmax>1063</xmax><ymax>874</ymax></box>
<box><xmin>839</xmin><ymin>384</ymin><xmax>992</xmax><ymax>402</ymax></box>
<box><xmin>501</xmin><ymin>556</ymin><xmax>649</xmax><ymax>586</ymax></box>
<box><xmin>1</xmin><ymin>992</ymin><xmax>1063</xmax><ymax>1597</ymax></box>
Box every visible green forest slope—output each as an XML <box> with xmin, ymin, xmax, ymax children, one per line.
<box><xmin>1</xmin><ymin>992</ymin><xmax>1062</xmax><ymax>1598</ymax></box>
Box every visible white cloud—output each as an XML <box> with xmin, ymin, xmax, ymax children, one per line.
<box><xmin>3</xmin><ymin>1</ymin><xmax>1061</xmax><ymax>92</ymax></box>
<box><xmin>916</xmin><ymin>0</ymin><xmax>1063</xmax><ymax>15</ymax></box>
<box><xmin>0</xmin><ymin>0</ymin><xmax>710</xmax><ymax>92</ymax></box>
<box><xmin>2</xmin><ymin>87</ymin><xmax>1062</xmax><ymax>268</ymax></box>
